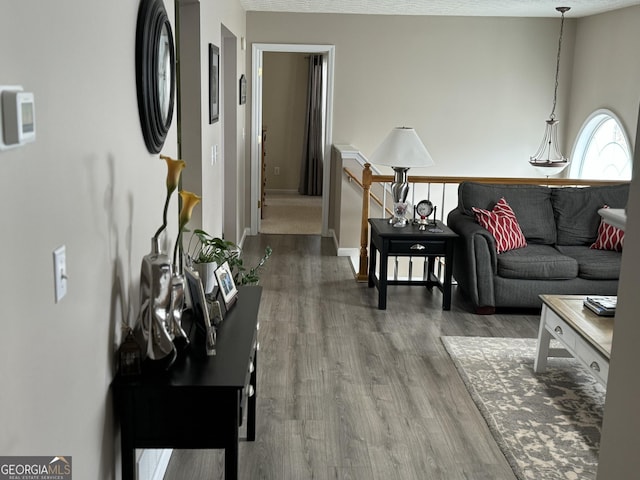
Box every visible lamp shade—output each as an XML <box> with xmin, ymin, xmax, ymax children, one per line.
<box><xmin>369</xmin><ymin>127</ymin><xmax>435</xmax><ymax>168</ymax></box>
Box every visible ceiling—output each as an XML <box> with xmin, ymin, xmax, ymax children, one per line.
<box><xmin>240</xmin><ymin>0</ymin><xmax>640</xmax><ymax>18</ymax></box>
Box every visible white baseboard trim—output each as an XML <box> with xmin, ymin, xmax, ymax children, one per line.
<box><xmin>238</xmin><ymin>228</ymin><xmax>251</xmax><ymax>248</ymax></box>
<box><xmin>330</xmin><ymin>230</ymin><xmax>339</xmax><ymax>251</ymax></box>
<box><xmin>265</xmin><ymin>188</ymin><xmax>298</xmax><ymax>194</ymax></box>
<box><xmin>154</xmin><ymin>450</ymin><xmax>172</xmax><ymax>480</ymax></box>
<box><xmin>337</xmin><ymin>247</ymin><xmax>360</xmax><ymax>275</ymax></box>
<box><xmin>136</xmin><ymin>449</ymin><xmax>172</xmax><ymax>480</ymax></box>
<box><xmin>337</xmin><ymin>246</ymin><xmax>358</xmax><ymax>257</ymax></box>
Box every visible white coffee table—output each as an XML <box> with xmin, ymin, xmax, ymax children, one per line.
<box><xmin>534</xmin><ymin>294</ymin><xmax>614</xmax><ymax>387</ymax></box>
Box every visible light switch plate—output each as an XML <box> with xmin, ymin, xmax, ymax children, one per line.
<box><xmin>53</xmin><ymin>245</ymin><xmax>67</xmax><ymax>303</ymax></box>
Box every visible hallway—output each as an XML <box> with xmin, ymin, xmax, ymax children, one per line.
<box><xmin>259</xmin><ymin>192</ymin><xmax>322</xmax><ymax>235</ymax></box>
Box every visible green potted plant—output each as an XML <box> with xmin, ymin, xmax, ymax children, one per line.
<box><xmin>186</xmin><ymin>229</ymin><xmax>272</xmax><ymax>292</ymax></box>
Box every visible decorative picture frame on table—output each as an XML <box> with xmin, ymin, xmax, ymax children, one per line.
<box><xmin>209</xmin><ymin>43</ymin><xmax>219</xmax><ymax>124</ymax></box>
<box><xmin>214</xmin><ymin>261</ymin><xmax>238</xmax><ymax>310</ymax></box>
<box><xmin>210</xmin><ymin>300</ymin><xmax>224</xmax><ymax>327</ymax></box>
<box><xmin>185</xmin><ymin>266</ymin><xmax>216</xmax><ymax>356</ymax></box>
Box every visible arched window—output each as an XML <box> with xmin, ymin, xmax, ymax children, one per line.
<box><xmin>569</xmin><ymin>109</ymin><xmax>632</xmax><ymax>180</ymax></box>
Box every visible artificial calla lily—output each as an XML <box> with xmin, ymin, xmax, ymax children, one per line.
<box><xmin>154</xmin><ymin>154</ymin><xmax>186</xmax><ymax>241</ymax></box>
<box><xmin>173</xmin><ymin>190</ymin><xmax>202</xmax><ymax>268</ymax></box>
<box><xmin>160</xmin><ymin>154</ymin><xmax>186</xmax><ymax>194</ymax></box>
<box><xmin>178</xmin><ymin>191</ymin><xmax>201</xmax><ymax>230</ymax></box>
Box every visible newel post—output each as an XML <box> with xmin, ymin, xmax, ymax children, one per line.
<box><xmin>357</xmin><ymin>163</ymin><xmax>373</xmax><ymax>282</ymax></box>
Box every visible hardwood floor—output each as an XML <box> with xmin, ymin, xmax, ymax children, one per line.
<box><xmin>163</xmin><ymin>234</ymin><xmax>541</xmax><ymax>480</ymax></box>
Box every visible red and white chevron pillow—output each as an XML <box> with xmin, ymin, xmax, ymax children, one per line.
<box><xmin>472</xmin><ymin>197</ymin><xmax>527</xmax><ymax>254</ymax></box>
<box><xmin>591</xmin><ymin>206</ymin><xmax>624</xmax><ymax>251</ymax></box>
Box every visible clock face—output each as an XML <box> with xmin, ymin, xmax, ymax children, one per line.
<box><xmin>416</xmin><ymin>199</ymin><xmax>433</xmax><ymax>218</ymax></box>
<box><xmin>157</xmin><ymin>24</ymin><xmax>172</xmax><ymax>124</ymax></box>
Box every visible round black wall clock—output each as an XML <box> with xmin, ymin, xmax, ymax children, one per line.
<box><xmin>136</xmin><ymin>0</ymin><xmax>176</xmax><ymax>153</ymax></box>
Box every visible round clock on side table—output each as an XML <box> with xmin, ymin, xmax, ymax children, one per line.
<box><xmin>415</xmin><ymin>199</ymin><xmax>434</xmax><ymax>230</ymax></box>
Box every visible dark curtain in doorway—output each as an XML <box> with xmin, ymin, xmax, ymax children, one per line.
<box><xmin>298</xmin><ymin>54</ymin><xmax>323</xmax><ymax>196</ymax></box>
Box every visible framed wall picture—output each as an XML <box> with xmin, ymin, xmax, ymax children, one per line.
<box><xmin>239</xmin><ymin>74</ymin><xmax>247</xmax><ymax>105</ymax></box>
<box><xmin>214</xmin><ymin>261</ymin><xmax>238</xmax><ymax>309</ymax></box>
<box><xmin>209</xmin><ymin>43</ymin><xmax>219</xmax><ymax>124</ymax></box>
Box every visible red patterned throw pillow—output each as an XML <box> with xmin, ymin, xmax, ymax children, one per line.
<box><xmin>472</xmin><ymin>197</ymin><xmax>527</xmax><ymax>254</ymax></box>
<box><xmin>591</xmin><ymin>206</ymin><xmax>624</xmax><ymax>251</ymax></box>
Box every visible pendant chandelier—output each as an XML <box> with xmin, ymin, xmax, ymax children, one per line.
<box><xmin>530</xmin><ymin>6</ymin><xmax>571</xmax><ymax>174</ymax></box>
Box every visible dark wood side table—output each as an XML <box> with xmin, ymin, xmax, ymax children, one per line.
<box><xmin>112</xmin><ymin>286</ymin><xmax>262</xmax><ymax>480</ymax></box>
<box><xmin>368</xmin><ymin>218</ymin><xmax>458</xmax><ymax>310</ymax></box>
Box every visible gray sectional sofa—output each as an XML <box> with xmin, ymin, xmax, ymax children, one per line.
<box><xmin>447</xmin><ymin>181</ymin><xmax>629</xmax><ymax>314</ymax></box>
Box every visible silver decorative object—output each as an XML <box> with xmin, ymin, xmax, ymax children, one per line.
<box><xmin>169</xmin><ymin>259</ymin><xmax>189</xmax><ymax>349</ymax></box>
<box><xmin>137</xmin><ymin>237</ymin><xmax>177</xmax><ymax>367</ymax></box>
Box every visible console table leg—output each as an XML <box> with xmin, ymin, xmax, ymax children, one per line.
<box><xmin>225</xmin><ymin>396</ymin><xmax>240</xmax><ymax>480</ymax></box>
<box><xmin>119</xmin><ymin>394</ymin><xmax>136</xmax><ymax>480</ymax></box>
<box><xmin>225</xmin><ymin>446</ymin><xmax>238</xmax><ymax>480</ymax></box>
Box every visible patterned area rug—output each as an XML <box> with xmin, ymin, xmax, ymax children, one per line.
<box><xmin>441</xmin><ymin>336</ymin><xmax>605</xmax><ymax>480</ymax></box>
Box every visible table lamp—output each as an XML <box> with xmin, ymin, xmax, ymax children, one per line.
<box><xmin>369</xmin><ymin>127</ymin><xmax>435</xmax><ymax>227</ymax></box>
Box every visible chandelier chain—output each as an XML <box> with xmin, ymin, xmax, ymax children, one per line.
<box><xmin>550</xmin><ymin>8</ymin><xmax>567</xmax><ymax>120</ymax></box>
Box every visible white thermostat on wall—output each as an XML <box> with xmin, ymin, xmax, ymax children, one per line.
<box><xmin>0</xmin><ymin>85</ymin><xmax>36</xmax><ymax>151</ymax></box>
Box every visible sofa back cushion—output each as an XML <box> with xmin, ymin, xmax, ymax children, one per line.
<box><xmin>457</xmin><ymin>182</ymin><xmax>556</xmax><ymax>244</ymax></box>
<box><xmin>551</xmin><ymin>184</ymin><xmax>629</xmax><ymax>246</ymax></box>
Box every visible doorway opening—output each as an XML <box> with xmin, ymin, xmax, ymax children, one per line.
<box><xmin>250</xmin><ymin>43</ymin><xmax>335</xmax><ymax>237</ymax></box>
<box><xmin>260</xmin><ymin>51</ymin><xmax>322</xmax><ymax>235</ymax></box>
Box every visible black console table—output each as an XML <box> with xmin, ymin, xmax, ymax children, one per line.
<box><xmin>112</xmin><ymin>286</ymin><xmax>262</xmax><ymax>480</ymax></box>
<box><xmin>368</xmin><ymin>218</ymin><xmax>457</xmax><ymax>310</ymax></box>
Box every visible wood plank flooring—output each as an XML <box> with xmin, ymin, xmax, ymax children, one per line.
<box><xmin>163</xmin><ymin>234</ymin><xmax>541</xmax><ymax>480</ymax></box>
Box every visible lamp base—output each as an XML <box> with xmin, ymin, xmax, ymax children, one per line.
<box><xmin>389</xmin><ymin>167</ymin><xmax>410</xmax><ymax>227</ymax></box>
<box><xmin>392</xmin><ymin>202</ymin><xmax>409</xmax><ymax>227</ymax></box>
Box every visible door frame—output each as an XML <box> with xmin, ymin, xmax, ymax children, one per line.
<box><xmin>250</xmin><ymin>43</ymin><xmax>335</xmax><ymax>236</ymax></box>
<box><xmin>221</xmin><ymin>25</ymin><xmax>239</xmax><ymax>243</ymax></box>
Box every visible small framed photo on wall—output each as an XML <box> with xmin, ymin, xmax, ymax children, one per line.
<box><xmin>209</xmin><ymin>43</ymin><xmax>219</xmax><ymax>124</ymax></box>
<box><xmin>214</xmin><ymin>261</ymin><xmax>238</xmax><ymax>310</ymax></box>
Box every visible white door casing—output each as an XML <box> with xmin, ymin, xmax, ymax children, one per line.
<box><xmin>250</xmin><ymin>43</ymin><xmax>335</xmax><ymax>236</ymax></box>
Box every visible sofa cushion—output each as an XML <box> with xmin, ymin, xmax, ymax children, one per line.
<box><xmin>458</xmin><ymin>182</ymin><xmax>556</xmax><ymax>244</ymax></box>
<box><xmin>472</xmin><ymin>197</ymin><xmax>527</xmax><ymax>254</ymax></box>
<box><xmin>591</xmin><ymin>213</ymin><xmax>624</xmax><ymax>251</ymax></box>
<box><xmin>497</xmin><ymin>244</ymin><xmax>578</xmax><ymax>280</ymax></box>
<box><xmin>556</xmin><ymin>245</ymin><xmax>621</xmax><ymax>280</ymax></box>
<box><xmin>552</xmin><ymin>184</ymin><xmax>629</xmax><ymax>245</ymax></box>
